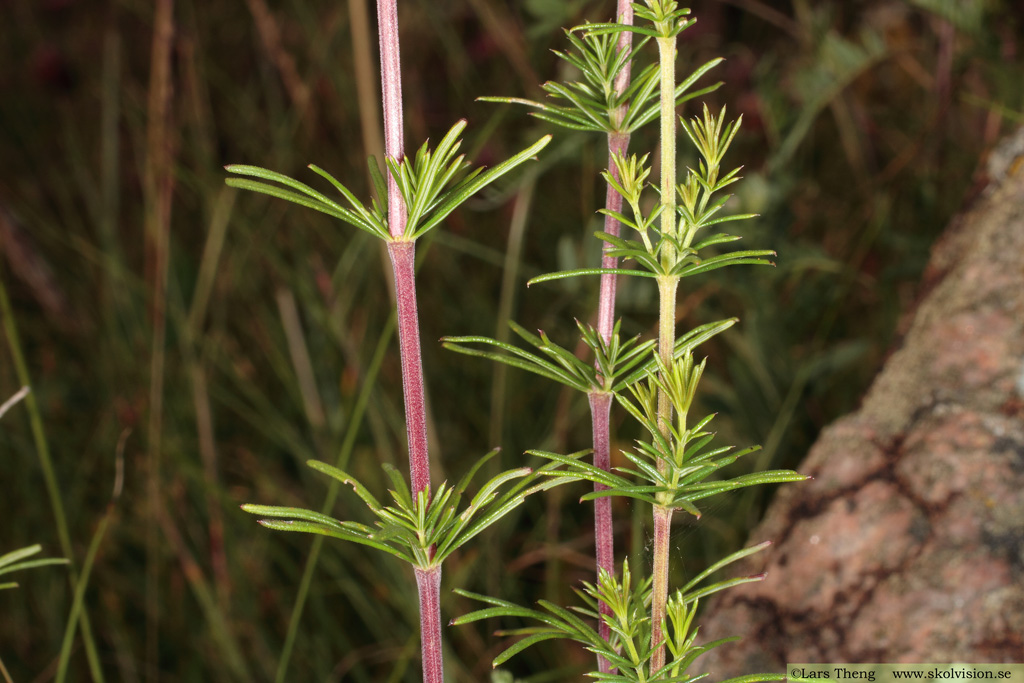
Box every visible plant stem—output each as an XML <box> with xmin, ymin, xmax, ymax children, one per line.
<box><xmin>656</xmin><ymin>36</ymin><xmax>677</xmax><ymax>268</ymax></box>
<box><xmin>650</xmin><ymin>504</ymin><xmax>673</xmax><ymax>672</ymax></box>
<box><xmin>387</xmin><ymin>240</ymin><xmax>431</xmax><ymax>496</ymax></box>
<box><xmin>592</xmin><ymin>4</ymin><xmax>634</xmax><ymax>673</ymax></box>
<box><xmin>650</xmin><ymin>29</ymin><xmax>680</xmax><ymax>674</ymax></box>
<box><xmin>377</xmin><ymin>0</ymin><xmax>407</xmax><ymax>240</ymax></box>
<box><xmin>596</xmin><ymin>131</ymin><xmax>631</xmax><ymax>339</ymax></box>
<box><xmin>0</xmin><ymin>275</ymin><xmax>105</xmax><ymax>682</ymax></box>
<box><xmin>596</xmin><ymin>0</ymin><xmax>636</xmax><ymax>340</ymax></box>
<box><xmin>415</xmin><ymin>565</ymin><xmax>444</xmax><ymax>683</ymax></box>
<box><xmin>588</xmin><ymin>390</ymin><xmax>615</xmax><ymax>671</ymax></box>
<box><xmin>656</xmin><ymin>276</ymin><xmax>679</xmax><ymax>440</ymax></box>
<box><xmin>376</xmin><ymin>5</ymin><xmax>442</xmax><ymax>682</ymax></box>
<box><xmin>273</xmin><ymin>317</ymin><xmax>395</xmax><ymax>683</ymax></box>
<box><xmin>144</xmin><ymin>0</ymin><xmax>175</xmax><ymax>674</ymax></box>
<box><xmin>649</xmin><ymin>275</ymin><xmax>678</xmax><ymax>673</ymax></box>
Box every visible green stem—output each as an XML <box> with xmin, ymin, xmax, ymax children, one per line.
<box><xmin>56</xmin><ymin>508</ymin><xmax>112</xmax><ymax>683</ymax></box>
<box><xmin>0</xmin><ymin>274</ymin><xmax>105</xmax><ymax>682</ymax></box>
<box><xmin>651</xmin><ymin>28</ymin><xmax>680</xmax><ymax>675</ymax></box>
<box><xmin>650</xmin><ymin>276</ymin><xmax>677</xmax><ymax>674</ymax></box>
<box><xmin>656</xmin><ymin>36</ymin><xmax>677</xmax><ymax>267</ymax></box>
<box><xmin>650</xmin><ymin>504</ymin><xmax>673</xmax><ymax>673</ymax></box>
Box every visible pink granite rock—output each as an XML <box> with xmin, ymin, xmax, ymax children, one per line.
<box><xmin>696</xmin><ymin>128</ymin><xmax>1024</xmax><ymax>674</ymax></box>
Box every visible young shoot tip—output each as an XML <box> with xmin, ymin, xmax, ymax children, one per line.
<box><xmin>751</xmin><ymin>572</ymin><xmax>768</xmax><ymax>581</ymax></box>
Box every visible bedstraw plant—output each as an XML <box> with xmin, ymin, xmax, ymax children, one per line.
<box><xmin>230</xmin><ymin>1</ymin><xmax>805</xmax><ymax>681</ymax></box>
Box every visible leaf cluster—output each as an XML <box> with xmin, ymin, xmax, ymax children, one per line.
<box><xmin>578</xmin><ymin>1</ymin><xmax>694</xmax><ymax>41</ymax></box>
<box><xmin>533</xmin><ymin>350</ymin><xmax>805</xmax><ymax>515</ymax></box>
<box><xmin>529</xmin><ymin>106</ymin><xmax>774</xmax><ymax>287</ymax></box>
<box><xmin>443</xmin><ymin>317</ymin><xmax>736</xmax><ymax>397</ymax></box>
<box><xmin>454</xmin><ymin>544</ymin><xmax>783</xmax><ymax>682</ymax></box>
<box><xmin>480</xmin><ymin>27</ymin><xmax>721</xmax><ymax>136</ymax></box>
<box><xmin>242</xmin><ymin>451</ymin><xmax>569</xmax><ymax>569</ymax></box>
<box><xmin>444</xmin><ymin>319</ymin><xmax>653</xmax><ymax>394</ymax></box>
<box><xmin>226</xmin><ymin>120</ymin><xmax>550</xmax><ymax>242</ymax></box>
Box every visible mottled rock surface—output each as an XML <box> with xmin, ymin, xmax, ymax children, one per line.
<box><xmin>698</xmin><ymin>128</ymin><xmax>1024</xmax><ymax>673</ymax></box>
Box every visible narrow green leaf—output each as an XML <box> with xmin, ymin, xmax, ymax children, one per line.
<box><xmin>305</xmin><ymin>461</ymin><xmax>382</xmax><ymax>510</ymax></box>
<box><xmin>493</xmin><ymin>632</ymin><xmax>564</xmax><ymax>667</ymax></box>
<box><xmin>0</xmin><ymin>557</ymin><xmax>69</xmax><ymax>578</ymax></box>
<box><xmin>413</xmin><ymin>135</ymin><xmax>552</xmax><ymax>238</ymax></box>
<box><xmin>528</xmin><ymin>267</ymin><xmax>658</xmax><ymax>286</ymax></box>
<box><xmin>680</xmin><ymin>541</ymin><xmax>772</xmax><ymax>595</ymax></box>
<box><xmin>0</xmin><ymin>545</ymin><xmax>42</xmax><ymax>568</ymax></box>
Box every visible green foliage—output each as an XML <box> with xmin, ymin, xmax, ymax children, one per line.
<box><xmin>480</xmin><ymin>28</ymin><xmax>722</xmax><ymax>135</ymax></box>
<box><xmin>227</xmin><ymin>120</ymin><xmax>551</xmax><ymax>241</ymax></box>
<box><xmin>583</xmin><ymin>1</ymin><xmax>695</xmax><ymax>40</ymax></box>
<box><xmin>243</xmin><ymin>451</ymin><xmax>571</xmax><ymax>568</ymax></box>
<box><xmin>454</xmin><ymin>545</ymin><xmax>780</xmax><ymax>682</ymax></box>
<box><xmin>444</xmin><ymin>318</ymin><xmax>736</xmax><ymax>394</ymax></box>
<box><xmin>448</xmin><ymin>4</ymin><xmax>807</xmax><ymax>678</ymax></box>
<box><xmin>528</xmin><ymin>103</ymin><xmax>772</xmax><ymax>286</ymax></box>
<box><xmin>444</xmin><ymin>318</ymin><xmax>654</xmax><ymax>393</ymax></box>
<box><xmin>2</xmin><ymin>0</ymin><xmax>1015</xmax><ymax>678</ymax></box>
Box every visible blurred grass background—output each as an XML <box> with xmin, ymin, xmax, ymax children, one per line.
<box><xmin>0</xmin><ymin>0</ymin><xmax>1021</xmax><ymax>680</ymax></box>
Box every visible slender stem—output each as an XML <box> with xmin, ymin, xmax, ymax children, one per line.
<box><xmin>273</xmin><ymin>318</ymin><xmax>395</xmax><ymax>682</ymax></box>
<box><xmin>656</xmin><ymin>36</ymin><xmax>677</xmax><ymax>260</ymax></box>
<box><xmin>376</xmin><ymin>6</ymin><xmax>444</xmax><ymax>683</ymax></box>
<box><xmin>0</xmin><ymin>275</ymin><xmax>105</xmax><ymax>682</ymax></box>
<box><xmin>650</xmin><ymin>29</ymin><xmax>680</xmax><ymax>674</ymax></box>
<box><xmin>415</xmin><ymin>565</ymin><xmax>444</xmax><ymax>683</ymax></box>
<box><xmin>649</xmin><ymin>505</ymin><xmax>673</xmax><ymax>672</ymax></box>
<box><xmin>656</xmin><ymin>276</ymin><xmax>679</xmax><ymax>443</ymax></box>
<box><xmin>387</xmin><ymin>241</ymin><xmax>431</xmax><ymax>496</ymax></box>
<box><xmin>377</xmin><ymin>0</ymin><xmax>407</xmax><ymax>239</ymax></box>
<box><xmin>144</xmin><ymin>0</ymin><xmax>175</xmax><ymax>675</ymax></box>
<box><xmin>596</xmin><ymin>0</ymin><xmax>636</xmax><ymax>343</ymax></box>
<box><xmin>56</xmin><ymin>509</ymin><xmax>112</xmax><ymax>683</ymax></box>
<box><xmin>588</xmin><ymin>390</ymin><xmax>615</xmax><ymax>673</ymax></box>
<box><xmin>611</xmin><ymin>0</ymin><xmax>635</xmax><ymax>110</ymax></box>
<box><xmin>591</xmin><ymin>4</ymin><xmax>635</xmax><ymax>674</ymax></box>
<box><xmin>596</xmin><ymin>131</ymin><xmax>630</xmax><ymax>340</ymax></box>
<box><xmin>650</xmin><ymin>277</ymin><xmax>678</xmax><ymax>674</ymax></box>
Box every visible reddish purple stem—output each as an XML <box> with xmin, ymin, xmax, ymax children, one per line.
<box><xmin>377</xmin><ymin>4</ymin><xmax>440</xmax><ymax>683</ymax></box>
<box><xmin>415</xmin><ymin>565</ymin><xmax>444</xmax><ymax>683</ymax></box>
<box><xmin>377</xmin><ymin>0</ymin><xmax>407</xmax><ymax>239</ymax></box>
<box><xmin>595</xmin><ymin>131</ymin><xmax>631</xmax><ymax>341</ymax></box>
<box><xmin>387</xmin><ymin>241</ymin><xmax>431</xmax><ymax>497</ymax></box>
<box><xmin>589</xmin><ymin>390</ymin><xmax>615</xmax><ymax>673</ymax></box>
<box><xmin>591</xmin><ymin>3</ymin><xmax>635</xmax><ymax>675</ymax></box>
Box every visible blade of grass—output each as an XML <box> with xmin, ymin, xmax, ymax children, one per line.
<box><xmin>143</xmin><ymin>0</ymin><xmax>176</xmax><ymax>675</ymax></box>
<box><xmin>274</xmin><ymin>314</ymin><xmax>395</xmax><ymax>682</ymax></box>
<box><xmin>0</xmin><ymin>272</ymin><xmax>105</xmax><ymax>682</ymax></box>
<box><xmin>55</xmin><ymin>433</ymin><xmax>126</xmax><ymax>683</ymax></box>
